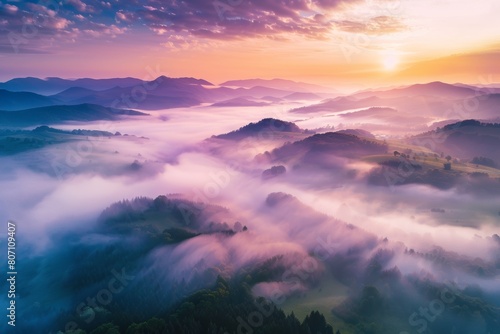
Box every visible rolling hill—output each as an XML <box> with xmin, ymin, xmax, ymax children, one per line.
<box><xmin>0</xmin><ymin>89</ymin><xmax>61</xmax><ymax>111</ymax></box>
<box><xmin>410</xmin><ymin>119</ymin><xmax>500</xmax><ymax>162</ymax></box>
<box><xmin>0</xmin><ymin>103</ymin><xmax>148</xmax><ymax>126</ymax></box>
<box><xmin>214</xmin><ymin>118</ymin><xmax>304</xmax><ymax>141</ymax></box>
<box><xmin>260</xmin><ymin>131</ymin><xmax>388</xmax><ymax>167</ymax></box>
<box><xmin>0</xmin><ymin>126</ymin><xmax>118</xmax><ymax>155</ymax></box>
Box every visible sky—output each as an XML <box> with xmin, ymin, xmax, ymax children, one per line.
<box><xmin>1</xmin><ymin>0</ymin><xmax>500</xmax><ymax>86</ymax></box>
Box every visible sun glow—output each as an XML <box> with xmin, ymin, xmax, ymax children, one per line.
<box><xmin>382</xmin><ymin>52</ymin><xmax>400</xmax><ymax>71</ymax></box>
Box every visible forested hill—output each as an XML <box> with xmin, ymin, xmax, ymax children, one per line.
<box><xmin>75</xmin><ymin>276</ymin><xmax>342</xmax><ymax>334</ymax></box>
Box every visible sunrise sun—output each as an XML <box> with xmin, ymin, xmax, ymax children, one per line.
<box><xmin>382</xmin><ymin>53</ymin><xmax>400</xmax><ymax>71</ymax></box>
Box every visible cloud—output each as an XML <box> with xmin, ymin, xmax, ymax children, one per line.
<box><xmin>335</xmin><ymin>15</ymin><xmax>406</xmax><ymax>34</ymax></box>
<box><xmin>81</xmin><ymin>23</ymin><xmax>127</xmax><ymax>37</ymax></box>
<box><xmin>3</xmin><ymin>4</ymin><xmax>18</xmax><ymax>15</ymax></box>
<box><xmin>121</xmin><ymin>0</ymin><xmax>406</xmax><ymax>41</ymax></box>
<box><xmin>134</xmin><ymin>0</ymin><xmax>336</xmax><ymax>40</ymax></box>
<box><xmin>115</xmin><ymin>10</ymin><xmax>135</xmax><ymax>23</ymax></box>
<box><xmin>314</xmin><ymin>0</ymin><xmax>362</xmax><ymax>9</ymax></box>
<box><xmin>0</xmin><ymin>0</ymin><xmax>409</xmax><ymax>54</ymax></box>
<box><xmin>26</xmin><ymin>3</ymin><xmax>57</xmax><ymax>17</ymax></box>
<box><xmin>66</xmin><ymin>0</ymin><xmax>93</xmax><ymax>13</ymax></box>
<box><xmin>0</xmin><ymin>2</ymin><xmax>78</xmax><ymax>53</ymax></box>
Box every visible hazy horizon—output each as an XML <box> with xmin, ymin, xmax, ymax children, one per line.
<box><xmin>1</xmin><ymin>0</ymin><xmax>500</xmax><ymax>87</ymax></box>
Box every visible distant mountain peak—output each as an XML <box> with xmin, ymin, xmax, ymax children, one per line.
<box><xmin>153</xmin><ymin>76</ymin><xmax>213</xmax><ymax>86</ymax></box>
<box><xmin>211</xmin><ymin>97</ymin><xmax>269</xmax><ymax>107</ymax></box>
<box><xmin>219</xmin><ymin>78</ymin><xmax>334</xmax><ymax>94</ymax></box>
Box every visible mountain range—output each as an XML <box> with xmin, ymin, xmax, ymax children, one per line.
<box><xmin>219</xmin><ymin>78</ymin><xmax>334</xmax><ymax>93</ymax></box>
<box><xmin>292</xmin><ymin>81</ymin><xmax>500</xmax><ymax>120</ymax></box>
<box><xmin>0</xmin><ymin>77</ymin><xmax>146</xmax><ymax>95</ymax></box>
<box><xmin>0</xmin><ymin>76</ymin><xmax>334</xmax><ymax>111</ymax></box>
<box><xmin>2</xmin><ymin>77</ymin><xmax>499</xmax><ymax>132</ymax></box>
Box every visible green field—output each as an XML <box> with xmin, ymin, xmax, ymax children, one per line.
<box><xmin>281</xmin><ymin>271</ymin><xmax>354</xmax><ymax>333</ymax></box>
<box><xmin>363</xmin><ymin>137</ymin><xmax>500</xmax><ymax>178</ymax></box>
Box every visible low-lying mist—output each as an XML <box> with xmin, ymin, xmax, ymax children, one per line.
<box><xmin>1</xmin><ymin>103</ymin><xmax>499</xmax><ymax>333</ymax></box>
